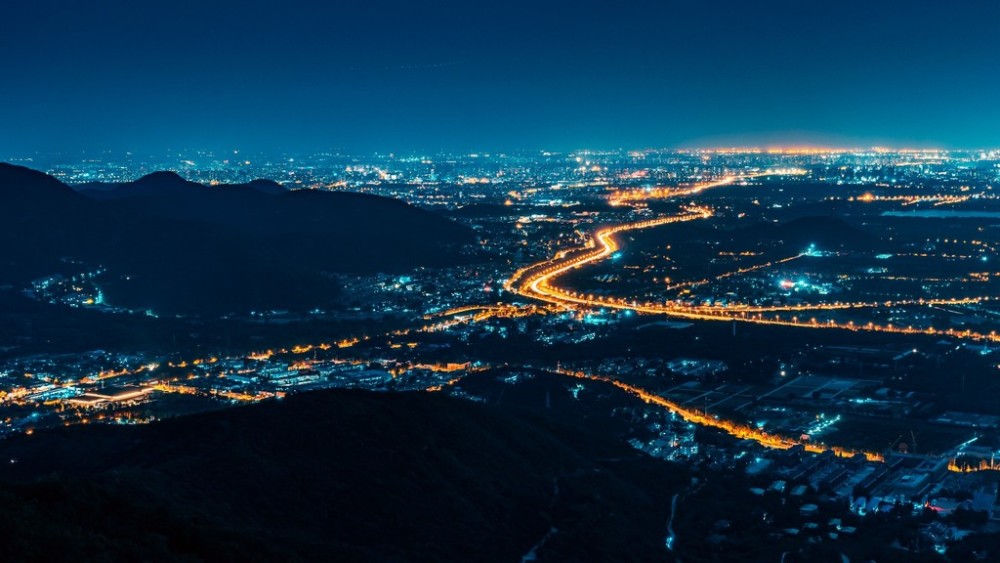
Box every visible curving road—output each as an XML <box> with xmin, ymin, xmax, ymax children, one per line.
<box><xmin>505</xmin><ymin>174</ymin><xmax>1000</xmax><ymax>343</ymax></box>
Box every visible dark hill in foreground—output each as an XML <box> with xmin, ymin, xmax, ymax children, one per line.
<box><xmin>0</xmin><ymin>389</ymin><xmax>686</xmax><ymax>562</ymax></box>
<box><xmin>0</xmin><ymin>164</ymin><xmax>474</xmax><ymax>315</ymax></box>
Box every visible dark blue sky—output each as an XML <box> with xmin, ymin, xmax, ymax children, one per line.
<box><xmin>2</xmin><ymin>0</ymin><xmax>999</xmax><ymax>154</ymax></box>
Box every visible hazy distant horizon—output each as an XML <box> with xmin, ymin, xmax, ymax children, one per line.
<box><xmin>4</xmin><ymin>138</ymin><xmax>996</xmax><ymax>163</ymax></box>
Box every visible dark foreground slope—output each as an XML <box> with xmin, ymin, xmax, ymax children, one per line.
<box><xmin>0</xmin><ymin>390</ymin><xmax>686</xmax><ymax>562</ymax></box>
<box><xmin>0</xmin><ymin>164</ymin><xmax>474</xmax><ymax>315</ymax></box>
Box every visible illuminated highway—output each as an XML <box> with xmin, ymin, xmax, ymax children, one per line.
<box><xmin>853</xmin><ymin>192</ymin><xmax>992</xmax><ymax>206</ymax></box>
<box><xmin>505</xmin><ymin>205</ymin><xmax>714</xmax><ymax>308</ymax></box>
<box><xmin>506</xmin><ymin>173</ymin><xmax>1000</xmax><ymax>343</ymax></box>
<box><xmin>552</xmin><ymin>367</ymin><xmax>883</xmax><ymax>462</ymax></box>
<box><xmin>606</xmin><ymin>169</ymin><xmax>805</xmax><ymax>206</ymax></box>
<box><xmin>608</xmin><ymin>176</ymin><xmax>737</xmax><ymax>206</ymax></box>
<box><xmin>420</xmin><ymin>361</ymin><xmax>885</xmax><ymax>461</ymax></box>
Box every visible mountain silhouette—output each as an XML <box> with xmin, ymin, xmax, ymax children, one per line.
<box><xmin>0</xmin><ymin>389</ymin><xmax>688</xmax><ymax>562</ymax></box>
<box><xmin>76</xmin><ymin>174</ymin><xmax>288</xmax><ymax>197</ymax></box>
<box><xmin>0</xmin><ymin>164</ymin><xmax>474</xmax><ymax>315</ymax></box>
<box><xmin>0</xmin><ymin>163</ymin><xmax>84</xmax><ymax>208</ymax></box>
<box><xmin>242</xmin><ymin>178</ymin><xmax>287</xmax><ymax>194</ymax></box>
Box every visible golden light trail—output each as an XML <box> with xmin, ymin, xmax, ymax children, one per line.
<box><xmin>505</xmin><ymin>205</ymin><xmax>714</xmax><ymax>303</ymax></box>
<box><xmin>507</xmin><ymin>172</ymin><xmax>1000</xmax><ymax>343</ymax></box>
<box><xmin>554</xmin><ymin>367</ymin><xmax>883</xmax><ymax>462</ymax></box>
<box><xmin>607</xmin><ymin>169</ymin><xmax>806</xmax><ymax>206</ymax></box>
<box><xmin>415</xmin><ymin>361</ymin><xmax>883</xmax><ymax>461</ymax></box>
<box><xmin>853</xmin><ymin>192</ymin><xmax>984</xmax><ymax>206</ymax></box>
<box><xmin>608</xmin><ymin>177</ymin><xmax>738</xmax><ymax>206</ymax></box>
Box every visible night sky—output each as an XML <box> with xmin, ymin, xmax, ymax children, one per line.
<box><xmin>3</xmin><ymin>0</ymin><xmax>999</xmax><ymax>154</ymax></box>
